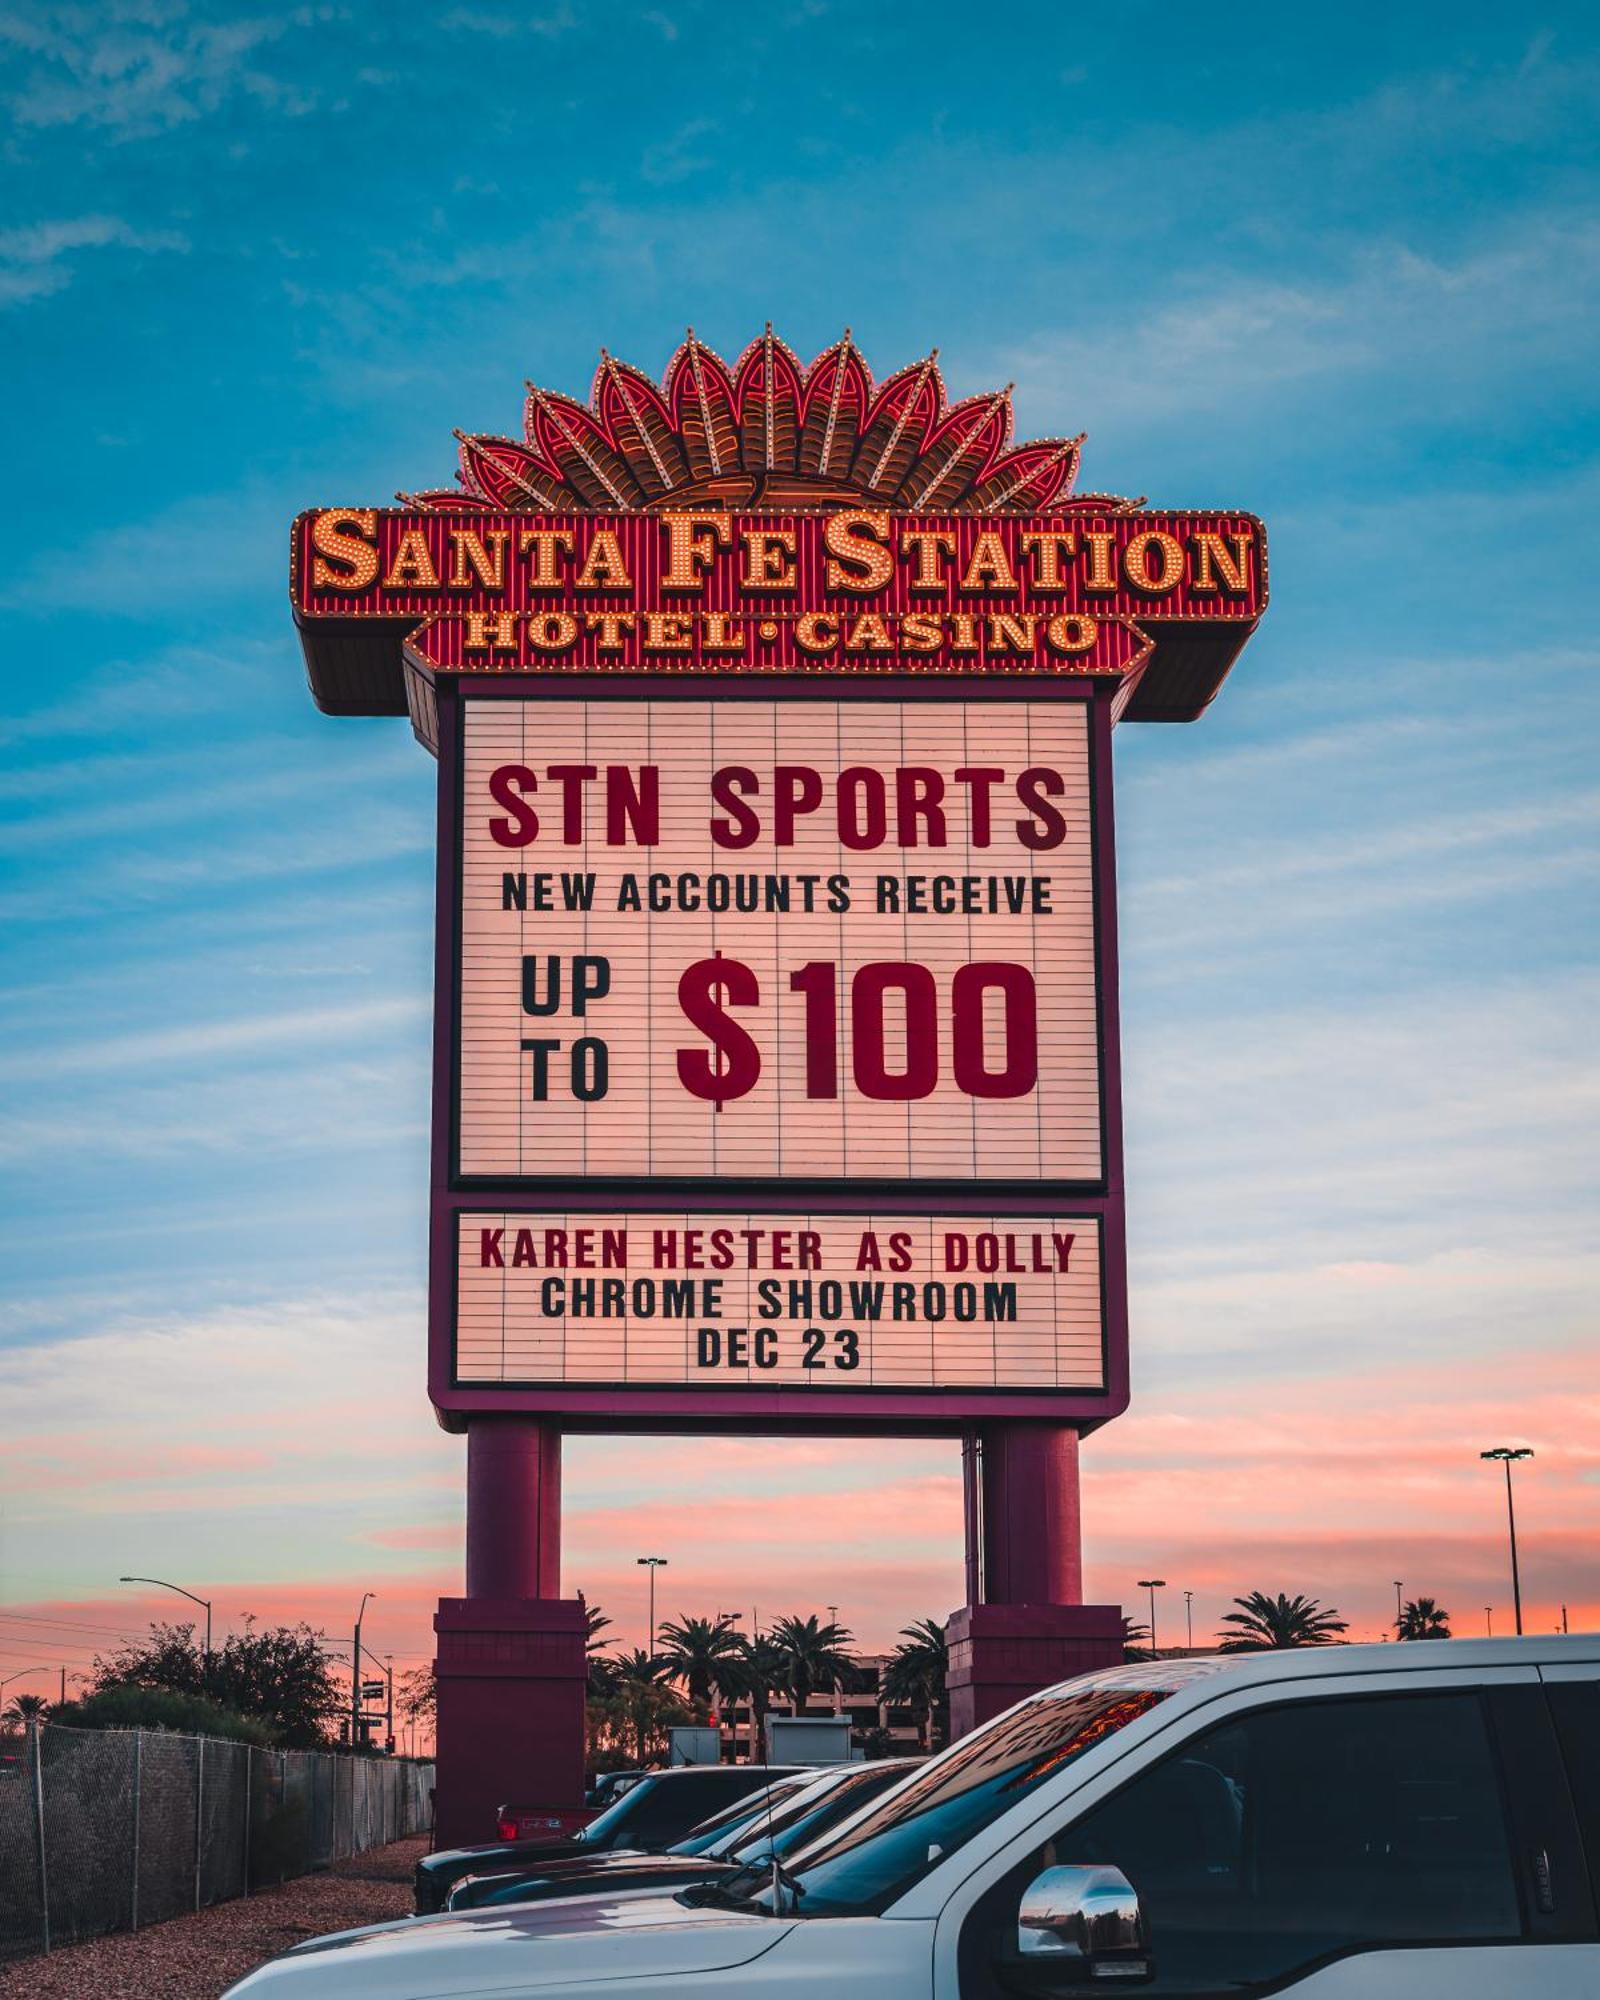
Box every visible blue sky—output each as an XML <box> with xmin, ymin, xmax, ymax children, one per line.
<box><xmin>1</xmin><ymin>1</ymin><xmax>1596</xmax><ymax>1686</ymax></box>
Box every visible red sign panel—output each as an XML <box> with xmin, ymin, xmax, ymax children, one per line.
<box><xmin>456</xmin><ymin>696</ymin><xmax>1101</xmax><ymax>1185</ymax></box>
<box><xmin>292</xmin><ymin>507</ymin><xmax>1262</xmax><ymax>679</ymax></box>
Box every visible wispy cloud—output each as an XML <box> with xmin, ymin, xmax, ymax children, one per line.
<box><xmin>1</xmin><ymin>5</ymin><xmax>313</xmax><ymax>137</ymax></box>
<box><xmin>0</xmin><ymin>213</ymin><xmax>187</xmax><ymax>305</ymax></box>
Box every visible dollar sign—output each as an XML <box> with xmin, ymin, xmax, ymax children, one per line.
<box><xmin>676</xmin><ymin>953</ymin><xmax>762</xmax><ymax>1103</ymax></box>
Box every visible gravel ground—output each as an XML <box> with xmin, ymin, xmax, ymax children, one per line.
<box><xmin>0</xmin><ymin>1835</ymin><xmax>430</xmax><ymax>1999</ymax></box>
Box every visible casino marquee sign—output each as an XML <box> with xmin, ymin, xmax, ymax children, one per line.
<box><xmin>292</xmin><ymin>329</ymin><xmax>1267</xmax><ymax>1431</ymax></box>
<box><xmin>291</xmin><ymin>327</ymin><xmax>1266</xmax><ymax>744</ymax></box>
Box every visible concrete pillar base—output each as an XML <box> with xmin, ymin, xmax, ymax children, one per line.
<box><xmin>432</xmin><ymin>1595</ymin><xmax>587</xmax><ymax>1847</ymax></box>
<box><xmin>946</xmin><ymin>1602</ymin><xmax>1126</xmax><ymax>1738</ymax></box>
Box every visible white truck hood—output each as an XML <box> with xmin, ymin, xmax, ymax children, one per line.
<box><xmin>226</xmin><ymin>1891</ymin><xmax>798</xmax><ymax>1995</ymax></box>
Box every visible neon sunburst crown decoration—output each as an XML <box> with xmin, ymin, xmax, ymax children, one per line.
<box><xmin>403</xmin><ymin>325</ymin><xmax>1136</xmax><ymax>518</ymax></box>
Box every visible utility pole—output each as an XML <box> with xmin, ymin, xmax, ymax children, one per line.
<box><xmin>1183</xmin><ymin>1591</ymin><xmax>1193</xmax><ymax>1651</ymax></box>
<box><xmin>384</xmin><ymin>1655</ymin><xmax>394</xmax><ymax>1754</ymax></box>
<box><xmin>1480</xmin><ymin>1448</ymin><xmax>1533</xmax><ymax>1636</ymax></box>
<box><xmin>352</xmin><ymin>1592</ymin><xmax>375</xmax><ymax>1749</ymax></box>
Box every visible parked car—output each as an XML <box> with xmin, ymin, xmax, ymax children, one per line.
<box><xmin>445</xmin><ymin>1758</ymin><xmax>917</xmax><ymax>1910</ymax></box>
<box><xmin>230</xmin><ymin>1635</ymin><xmax>1600</xmax><ymax>1996</ymax></box>
<box><xmin>413</xmin><ymin>1763</ymin><xmax>802</xmax><ymax>1913</ymax></box>
<box><xmin>582</xmin><ymin>1769</ymin><xmax>643</xmax><ymax>1811</ymax></box>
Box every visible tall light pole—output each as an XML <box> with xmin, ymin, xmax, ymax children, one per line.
<box><xmin>352</xmin><ymin>1592</ymin><xmax>375</xmax><ymax>1748</ymax></box>
<box><xmin>1137</xmin><ymin>1580</ymin><xmax>1166</xmax><ymax>1656</ymax></box>
<box><xmin>1393</xmin><ymin>1580</ymin><xmax>1404</xmax><ymax>1637</ymax></box>
<box><xmin>1480</xmin><ymin>1448</ymin><xmax>1533</xmax><ymax>1636</ymax></box>
<box><xmin>1</xmin><ymin>1667</ymin><xmax>50</xmax><ymax>1704</ymax></box>
<box><xmin>637</xmin><ymin>1557</ymin><xmax>668</xmax><ymax>1648</ymax></box>
<box><xmin>1182</xmin><ymin>1590</ymin><xmax>1193</xmax><ymax>1651</ymax></box>
<box><xmin>119</xmin><ymin>1576</ymin><xmax>212</xmax><ymax>1672</ymax></box>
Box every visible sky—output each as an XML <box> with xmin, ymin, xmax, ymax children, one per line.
<box><xmin>2</xmin><ymin>1</ymin><xmax>1597</xmax><ymax>1713</ymax></box>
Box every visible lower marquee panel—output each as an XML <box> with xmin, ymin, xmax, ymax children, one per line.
<box><xmin>453</xmin><ymin>1208</ymin><xmax>1104</xmax><ymax>1393</ymax></box>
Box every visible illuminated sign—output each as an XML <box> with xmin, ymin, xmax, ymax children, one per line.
<box><xmin>289</xmin><ymin>327</ymin><xmax>1266</xmax><ymax>733</ymax></box>
<box><xmin>456</xmin><ymin>696</ymin><xmax>1100</xmax><ymax>1185</ymax></box>
<box><xmin>455</xmin><ymin>1210</ymin><xmax>1104</xmax><ymax>1393</ymax></box>
<box><xmin>289</xmin><ymin>326</ymin><xmax>1266</xmax><ymax>1429</ymax></box>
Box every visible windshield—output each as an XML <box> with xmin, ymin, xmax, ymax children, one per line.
<box><xmin>773</xmin><ymin>1685</ymin><xmax>1169</xmax><ymax>1916</ymax></box>
<box><xmin>575</xmin><ymin>1778</ymin><xmax>661</xmax><ymax>1846</ymax></box>
<box><xmin>728</xmin><ymin>1762</ymin><xmax>914</xmax><ymax>1866</ymax></box>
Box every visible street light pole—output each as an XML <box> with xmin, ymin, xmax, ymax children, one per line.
<box><xmin>636</xmin><ymin>1557</ymin><xmax>668</xmax><ymax>1649</ymax></box>
<box><xmin>1393</xmin><ymin>1580</ymin><xmax>1404</xmax><ymax>1637</ymax></box>
<box><xmin>1480</xmin><ymin>1448</ymin><xmax>1533</xmax><ymax>1636</ymax></box>
<box><xmin>1137</xmin><ymin>1580</ymin><xmax>1166</xmax><ymax>1657</ymax></box>
<box><xmin>1</xmin><ymin>1667</ymin><xmax>50</xmax><ymax>1703</ymax></box>
<box><xmin>352</xmin><ymin>1592</ymin><xmax>375</xmax><ymax>1748</ymax></box>
<box><xmin>118</xmin><ymin>1576</ymin><xmax>213</xmax><ymax>1673</ymax></box>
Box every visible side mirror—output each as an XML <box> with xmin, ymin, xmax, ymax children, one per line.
<box><xmin>1014</xmin><ymin>1864</ymin><xmax>1151</xmax><ymax>1983</ymax></box>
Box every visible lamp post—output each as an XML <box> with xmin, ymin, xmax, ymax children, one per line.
<box><xmin>352</xmin><ymin>1592</ymin><xmax>375</xmax><ymax>1748</ymax></box>
<box><xmin>119</xmin><ymin>1576</ymin><xmax>212</xmax><ymax>1672</ymax></box>
<box><xmin>1137</xmin><ymin>1580</ymin><xmax>1166</xmax><ymax>1656</ymax></box>
<box><xmin>637</xmin><ymin>1557</ymin><xmax>668</xmax><ymax>1648</ymax></box>
<box><xmin>1480</xmin><ymin>1448</ymin><xmax>1533</xmax><ymax>1636</ymax></box>
<box><xmin>1183</xmin><ymin>1590</ymin><xmax>1194</xmax><ymax>1651</ymax></box>
<box><xmin>1</xmin><ymin>1667</ymin><xmax>50</xmax><ymax>1704</ymax></box>
<box><xmin>1393</xmin><ymin>1580</ymin><xmax>1404</xmax><ymax>1637</ymax></box>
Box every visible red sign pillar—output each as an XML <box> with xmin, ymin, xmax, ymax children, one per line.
<box><xmin>948</xmin><ymin>1423</ymin><xmax>1124</xmax><ymax>1737</ymax></box>
<box><xmin>433</xmin><ymin>1418</ymin><xmax>588</xmax><ymax>1845</ymax></box>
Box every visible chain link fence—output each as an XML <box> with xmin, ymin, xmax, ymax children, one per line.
<box><xmin>0</xmin><ymin>1725</ymin><xmax>434</xmax><ymax>1962</ymax></box>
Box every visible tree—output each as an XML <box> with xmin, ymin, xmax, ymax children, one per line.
<box><xmin>209</xmin><ymin>1620</ymin><xmax>344</xmax><ymax>1747</ymax></box>
<box><xmin>92</xmin><ymin>1617</ymin><xmax>343</xmax><ymax>1746</ymax></box>
<box><xmin>92</xmin><ymin>1620</ymin><xmax>205</xmax><ymax>1698</ymax></box>
<box><xmin>2</xmin><ymin>1693</ymin><xmax>48</xmax><ymax>1726</ymax></box>
<box><xmin>734</xmin><ymin>1634</ymin><xmax>786</xmax><ymax>1760</ymax></box>
<box><xmin>586</xmin><ymin>1678</ymin><xmax>701</xmax><ymax>1768</ymax></box>
<box><xmin>768</xmin><ymin>1614</ymin><xmax>854</xmax><ymax>1715</ymax></box>
<box><xmin>1121</xmin><ymin>1616</ymin><xmax>1152</xmax><ymax>1663</ymax></box>
<box><xmin>880</xmin><ymin>1618</ymin><xmax>948</xmax><ymax>1751</ymax></box>
<box><xmin>611</xmin><ymin>1647</ymin><xmax>669</xmax><ymax>1685</ymax></box>
<box><xmin>398</xmin><ymin>1665</ymin><xmax>436</xmax><ymax>1725</ymax></box>
<box><xmin>1398</xmin><ymin>1596</ymin><xmax>1452</xmax><ymax>1641</ymax></box>
<box><xmin>655</xmin><ymin>1615</ymin><xmax>744</xmax><ymax>1706</ymax></box>
<box><xmin>52</xmin><ymin>1685</ymin><xmax>276</xmax><ymax>1745</ymax></box>
<box><xmin>1217</xmin><ymin>1591</ymin><xmax>1348</xmax><ymax>1652</ymax></box>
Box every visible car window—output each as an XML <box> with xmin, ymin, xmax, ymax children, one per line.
<box><xmin>674</xmin><ymin>1779</ymin><xmax>810</xmax><ymax>1855</ymax></box>
<box><xmin>1026</xmin><ymin>1691</ymin><xmax>1522</xmax><ymax>1993</ymax></box>
<box><xmin>743</xmin><ymin>1762</ymin><xmax>912</xmax><ymax>1862</ymax></box>
<box><xmin>625</xmin><ymin>1770</ymin><xmax>761</xmax><ymax>1844</ymax></box>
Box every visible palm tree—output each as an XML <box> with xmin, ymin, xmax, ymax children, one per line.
<box><xmin>2</xmin><ymin>1693</ymin><xmax>48</xmax><ymax>1726</ymax></box>
<box><xmin>735</xmin><ymin>1633</ymin><xmax>786</xmax><ymax>1760</ymax></box>
<box><xmin>583</xmin><ymin>1600</ymin><xmax>616</xmax><ymax>1696</ymax></box>
<box><xmin>768</xmin><ymin>1613</ymin><xmax>854</xmax><ymax>1715</ymax></box>
<box><xmin>655</xmin><ymin>1615</ymin><xmax>744</xmax><ymax>1706</ymax></box>
<box><xmin>1398</xmin><ymin>1596</ymin><xmax>1452</xmax><ymax>1641</ymax></box>
<box><xmin>1218</xmin><ymin>1591</ymin><xmax>1348</xmax><ymax>1651</ymax></box>
<box><xmin>1121</xmin><ymin>1616</ymin><xmax>1152</xmax><ymax>1663</ymax></box>
<box><xmin>880</xmin><ymin>1619</ymin><xmax>948</xmax><ymax>1750</ymax></box>
<box><xmin>610</xmin><ymin>1646</ymin><xmax>668</xmax><ymax>1685</ymax></box>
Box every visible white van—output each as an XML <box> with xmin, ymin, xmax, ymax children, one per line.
<box><xmin>226</xmin><ymin>1635</ymin><xmax>1600</xmax><ymax>1997</ymax></box>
